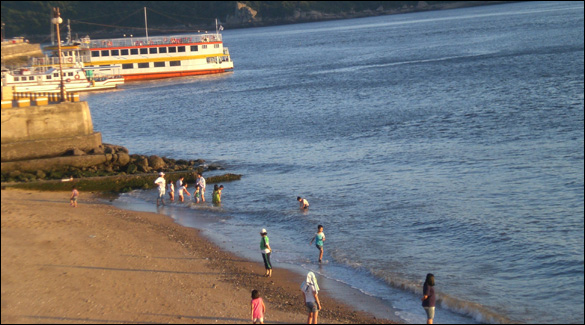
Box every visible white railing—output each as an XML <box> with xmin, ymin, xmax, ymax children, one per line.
<box><xmin>85</xmin><ymin>33</ymin><xmax>223</xmax><ymax>49</ymax></box>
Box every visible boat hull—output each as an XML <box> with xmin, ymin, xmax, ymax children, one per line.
<box><xmin>121</xmin><ymin>68</ymin><xmax>233</xmax><ymax>81</ymax></box>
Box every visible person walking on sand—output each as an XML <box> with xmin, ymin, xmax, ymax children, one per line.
<box><xmin>301</xmin><ymin>271</ymin><xmax>321</xmax><ymax>324</ymax></box>
<box><xmin>298</xmin><ymin>196</ymin><xmax>309</xmax><ymax>209</ymax></box>
<box><xmin>309</xmin><ymin>225</ymin><xmax>326</xmax><ymax>263</ymax></box>
<box><xmin>154</xmin><ymin>172</ymin><xmax>166</xmax><ymax>206</ymax></box>
<box><xmin>196</xmin><ymin>173</ymin><xmax>206</xmax><ymax>202</ymax></box>
<box><xmin>421</xmin><ymin>273</ymin><xmax>436</xmax><ymax>324</ymax></box>
<box><xmin>250</xmin><ymin>289</ymin><xmax>266</xmax><ymax>324</ymax></box>
<box><xmin>70</xmin><ymin>186</ymin><xmax>79</xmax><ymax>207</ymax></box>
<box><xmin>260</xmin><ymin>228</ymin><xmax>272</xmax><ymax>277</ymax></box>
<box><xmin>167</xmin><ymin>181</ymin><xmax>175</xmax><ymax>202</ymax></box>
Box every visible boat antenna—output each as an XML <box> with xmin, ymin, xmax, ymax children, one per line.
<box><xmin>215</xmin><ymin>18</ymin><xmax>218</xmax><ymax>36</ymax></box>
<box><xmin>144</xmin><ymin>7</ymin><xmax>149</xmax><ymax>42</ymax></box>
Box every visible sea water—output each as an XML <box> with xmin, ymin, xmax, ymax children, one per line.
<box><xmin>86</xmin><ymin>2</ymin><xmax>584</xmax><ymax>323</ymax></box>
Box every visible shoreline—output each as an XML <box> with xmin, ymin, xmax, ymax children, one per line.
<box><xmin>1</xmin><ymin>188</ymin><xmax>399</xmax><ymax>324</ymax></box>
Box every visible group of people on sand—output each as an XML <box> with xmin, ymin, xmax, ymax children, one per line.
<box><xmin>153</xmin><ymin>172</ymin><xmax>224</xmax><ymax>207</ymax></box>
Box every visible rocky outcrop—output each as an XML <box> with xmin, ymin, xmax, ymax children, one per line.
<box><xmin>226</xmin><ymin>2</ymin><xmax>260</xmax><ymax>25</ymax></box>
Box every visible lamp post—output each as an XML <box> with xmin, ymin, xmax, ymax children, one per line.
<box><xmin>52</xmin><ymin>8</ymin><xmax>66</xmax><ymax>102</ymax></box>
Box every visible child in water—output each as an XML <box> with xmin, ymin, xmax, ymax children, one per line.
<box><xmin>250</xmin><ymin>289</ymin><xmax>266</xmax><ymax>324</ymax></box>
<box><xmin>310</xmin><ymin>225</ymin><xmax>325</xmax><ymax>263</ymax></box>
<box><xmin>213</xmin><ymin>185</ymin><xmax>224</xmax><ymax>205</ymax></box>
<box><xmin>194</xmin><ymin>184</ymin><xmax>201</xmax><ymax>203</ymax></box>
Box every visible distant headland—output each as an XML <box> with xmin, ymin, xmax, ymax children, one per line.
<box><xmin>1</xmin><ymin>1</ymin><xmax>515</xmax><ymax>43</ymax></box>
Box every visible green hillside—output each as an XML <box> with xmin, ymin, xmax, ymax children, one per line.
<box><xmin>1</xmin><ymin>1</ymin><xmax>501</xmax><ymax>41</ymax></box>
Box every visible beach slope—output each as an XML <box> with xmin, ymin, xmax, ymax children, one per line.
<box><xmin>1</xmin><ymin>189</ymin><xmax>394</xmax><ymax>324</ymax></box>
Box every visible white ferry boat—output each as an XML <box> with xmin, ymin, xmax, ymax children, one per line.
<box><xmin>40</xmin><ymin>32</ymin><xmax>233</xmax><ymax>81</ymax></box>
<box><xmin>2</xmin><ymin>65</ymin><xmax>124</xmax><ymax>93</ymax></box>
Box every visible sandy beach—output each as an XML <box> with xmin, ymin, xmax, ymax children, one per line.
<box><xmin>1</xmin><ymin>188</ymin><xmax>396</xmax><ymax>324</ymax></box>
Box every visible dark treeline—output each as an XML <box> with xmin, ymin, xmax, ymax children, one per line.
<box><xmin>1</xmin><ymin>1</ymin><xmax>492</xmax><ymax>41</ymax></box>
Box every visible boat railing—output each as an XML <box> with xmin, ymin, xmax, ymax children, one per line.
<box><xmin>85</xmin><ymin>33</ymin><xmax>223</xmax><ymax>49</ymax></box>
<box><xmin>31</xmin><ymin>56</ymin><xmax>85</xmax><ymax>71</ymax></box>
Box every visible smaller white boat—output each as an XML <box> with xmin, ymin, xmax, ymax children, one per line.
<box><xmin>1</xmin><ymin>65</ymin><xmax>124</xmax><ymax>93</ymax></box>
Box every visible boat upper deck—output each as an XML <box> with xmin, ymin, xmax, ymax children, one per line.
<box><xmin>80</xmin><ymin>33</ymin><xmax>223</xmax><ymax>50</ymax></box>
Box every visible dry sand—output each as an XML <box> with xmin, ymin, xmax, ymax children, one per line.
<box><xmin>1</xmin><ymin>188</ymin><xmax>397</xmax><ymax>324</ymax></box>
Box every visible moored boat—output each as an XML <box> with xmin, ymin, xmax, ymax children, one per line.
<box><xmin>39</xmin><ymin>32</ymin><xmax>233</xmax><ymax>81</ymax></box>
<box><xmin>2</xmin><ymin>65</ymin><xmax>124</xmax><ymax>93</ymax></box>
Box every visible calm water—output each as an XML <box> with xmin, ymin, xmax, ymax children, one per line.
<box><xmin>85</xmin><ymin>2</ymin><xmax>584</xmax><ymax>323</ymax></box>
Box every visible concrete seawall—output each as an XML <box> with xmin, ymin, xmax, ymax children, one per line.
<box><xmin>1</xmin><ymin>101</ymin><xmax>103</xmax><ymax>166</ymax></box>
<box><xmin>1</xmin><ymin>42</ymin><xmax>43</xmax><ymax>60</ymax></box>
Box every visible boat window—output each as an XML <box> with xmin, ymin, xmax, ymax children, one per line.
<box><xmin>67</xmin><ymin>72</ymin><xmax>74</xmax><ymax>77</ymax></box>
<box><xmin>101</xmin><ymin>50</ymin><xmax>110</xmax><ymax>56</ymax></box>
<box><xmin>140</xmin><ymin>48</ymin><xmax>148</xmax><ymax>55</ymax></box>
<box><xmin>138</xmin><ymin>62</ymin><xmax>149</xmax><ymax>68</ymax></box>
<box><xmin>168</xmin><ymin>47</ymin><xmax>177</xmax><ymax>53</ymax></box>
<box><xmin>202</xmin><ymin>45</ymin><xmax>208</xmax><ymax>49</ymax></box>
<box><xmin>190</xmin><ymin>45</ymin><xmax>198</xmax><ymax>52</ymax></box>
<box><xmin>158</xmin><ymin>47</ymin><xmax>167</xmax><ymax>53</ymax></box>
<box><xmin>29</xmin><ymin>76</ymin><xmax>35</xmax><ymax>81</ymax></box>
<box><xmin>92</xmin><ymin>51</ymin><xmax>100</xmax><ymax>57</ymax></box>
<box><xmin>122</xmin><ymin>63</ymin><xmax>134</xmax><ymax>69</ymax></box>
<box><xmin>54</xmin><ymin>73</ymin><xmax>59</xmax><ymax>77</ymax></box>
<box><xmin>149</xmin><ymin>47</ymin><xmax>158</xmax><ymax>54</ymax></box>
<box><xmin>130</xmin><ymin>49</ymin><xmax>139</xmax><ymax>55</ymax></box>
<box><xmin>121</xmin><ymin>49</ymin><xmax>129</xmax><ymax>55</ymax></box>
<box><xmin>169</xmin><ymin>61</ymin><xmax>181</xmax><ymax>66</ymax></box>
<box><xmin>178</xmin><ymin>46</ymin><xmax>186</xmax><ymax>52</ymax></box>
<box><xmin>214</xmin><ymin>44</ymin><xmax>220</xmax><ymax>48</ymax></box>
<box><xmin>154</xmin><ymin>61</ymin><xmax>165</xmax><ymax>67</ymax></box>
<box><xmin>46</xmin><ymin>75</ymin><xmax>52</xmax><ymax>80</ymax></box>
<box><xmin>111</xmin><ymin>49</ymin><xmax>119</xmax><ymax>56</ymax></box>
<box><xmin>14</xmin><ymin>77</ymin><xmax>19</xmax><ymax>81</ymax></box>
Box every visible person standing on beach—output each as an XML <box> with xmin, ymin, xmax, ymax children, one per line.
<box><xmin>298</xmin><ymin>196</ymin><xmax>309</xmax><ymax>209</ymax></box>
<box><xmin>70</xmin><ymin>186</ymin><xmax>79</xmax><ymax>207</ymax></box>
<box><xmin>301</xmin><ymin>271</ymin><xmax>321</xmax><ymax>324</ymax></box>
<box><xmin>154</xmin><ymin>172</ymin><xmax>166</xmax><ymax>206</ymax></box>
<box><xmin>260</xmin><ymin>228</ymin><xmax>272</xmax><ymax>277</ymax></box>
<box><xmin>250</xmin><ymin>289</ymin><xmax>266</xmax><ymax>324</ymax></box>
<box><xmin>421</xmin><ymin>273</ymin><xmax>436</xmax><ymax>324</ymax></box>
<box><xmin>309</xmin><ymin>225</ymin><xmax>325</xmax><ymax>263</ymax></box>
<box><xmin>196</xmin><ymin>173</ymin><xmax>206</xmax><ymax>202</ymax></box>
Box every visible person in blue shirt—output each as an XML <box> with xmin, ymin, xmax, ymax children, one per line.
<box><xmin>310</xmin><ymin>225</ymin><xmax>325</xmax><ymax>263</ymax></box>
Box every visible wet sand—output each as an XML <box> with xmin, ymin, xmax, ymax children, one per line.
<box><xmin>1</xmin><ymin>188</ymin><xmax>397</xmax><ymax>324</ymax></box>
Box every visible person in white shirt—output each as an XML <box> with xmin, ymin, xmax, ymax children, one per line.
<box><xmin>301</xmin><ymin>271</ymin><xmax>321</xmax><ymax>324</ymax></box>
<box><xmin>176</xmin><ymin>177</ymin><xmax>187</xmax><ymax>202</ymax></box>
<box><xmin>196</xmin><ymin>173</ymin><xmax>206</xmax><ymax>202</ymax></box>
<box><xmin>297</xmin><ymin>196</ymin><xmax>309</xmax><ymax>209</ymax></box>
<box><xmin>154</xmin><ymin>172</ymin><xmax>166</xmax><ymax>206</ymax></box>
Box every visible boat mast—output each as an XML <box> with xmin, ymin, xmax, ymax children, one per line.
<box><xmin>144</xmin><ymin>7</ymin><xmax>149</xmax><ymax>42</ymax></box>
<box><xmin>66</xmin><ymin>19</ymin><xmax>71</xmax><ymax>45</ymax></box>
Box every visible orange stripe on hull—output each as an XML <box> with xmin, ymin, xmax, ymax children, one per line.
<box><xmin>123</xmin><ymin>69</ymin><xmax>231</xmax><ymax>81</ymax></box>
